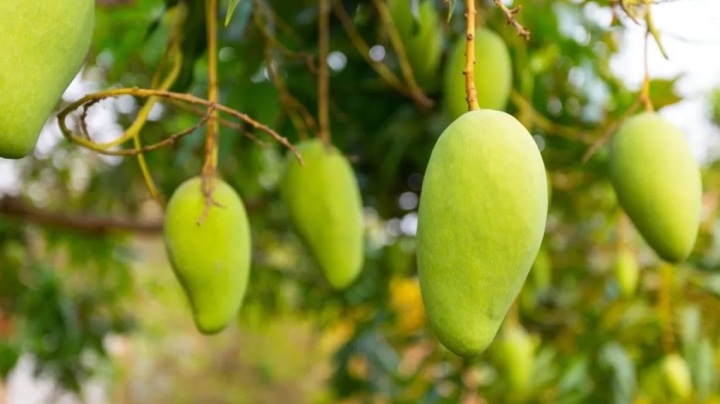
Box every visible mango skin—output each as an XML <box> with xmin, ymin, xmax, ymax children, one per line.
<box><xmin>416</xmin><ymin>110</ymin><xmax>548</xmax><ymax>358</ymax></box>
<box><xmin>280</xmin><ymin>140</ymin><xmax>364</xmax><ymax>290</ymax></box>
<box><xmin>388</xmin><ymin>0</ymin><xmax>444</xmax><ymax>91</ymax></box>
<box><xmin>0</xmin><ymin>1</ymin><xmax>95</xmax><ymax>159</ymax></box>
<box><xmin>609</xmin><ymin>113</ymin><xmax>702</xmax><ymax>263</ymax></box>
<box><xmin>443</xmin><ymin>29</ymin><xmax>512</xmax><ymax>121</ymax></box>
<box><xmin>164</xmin><ymin>177</ymin><xmax>251</xmax><ymax>334</ymax></box>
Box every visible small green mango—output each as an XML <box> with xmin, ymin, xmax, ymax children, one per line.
<box><xmin>615</xmin><ymin>247</ymin><xmax>639</xmax><ymax>297</ymax></box>
<box><xmin>164</xmin><ymin>177</ymin><xmax>251</xmax><ymax>334</ymax></box>
<box><xmin>661</xmin><ymin>353</ymin><xmax>693</xmax><ymax>400</ymax></box>
<box><xmin>280</xmin><ymin>139</ymin><xmax>364</xmax><ymax>290</ymax></box>
<box><xmin>443</xmin><ymin>28</ymin><xmax>512</xmax><ymax>121</ymax></box>
<box><xmin>609</xmin><ymin>113</ymin><xmax>702</xmax><ymax>263</ymax></box>
<box><xmin>531</xmin><ymin>246</ymin><xmax>552</xmax><ymax>292</ymax></box>
<box><xmin>387</xmin><ymin>0</ymin><xmax>444</xmax><ymax>91</ymax></box>
<box><xmin>492</xmin><ymin>324</ymin><xmax>535</xmax><ymax>392</ymax></box>
<box><xmin>0</xmin><ymin>1</ymin><xmax>95</xmax><ymax>159</ymax></box>
<box><xmin>417</xmin><ymin>110</ymin><xmax>548</xmax><ymax>358</ymax></box>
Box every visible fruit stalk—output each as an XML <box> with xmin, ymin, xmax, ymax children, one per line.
<box><xmin>202</xmin><ymin>0</ymin><xmax>220</xmax><ymax>194</ymax></box>
<box><xmin>464</xmin><ymin>0</ymin><xmax>479</xmax><ymax>111</ymax></box>
<box><xmin>318</xmin><ymin>0</ymin><xmax>331</xmax><ymax>143</ymax></box>
<box><xmin>639</xmin><ymin>31</ymin><xmax>654</xmax><ymax>112</ymax></box>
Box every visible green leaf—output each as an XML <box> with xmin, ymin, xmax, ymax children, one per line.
<box><xmin>599</xmin><ymin>343</ymin><xmax>636</xmax><ymax>404</ymax></box>
<box><xmin>225</xmin><ymin>0</ymin><xmax>243</xmax><ymax>26</ymax></box>
<box><xmin>649</xmin><ymin>75</ymin><xmax>683</xmax><ymax>110</ymax></box>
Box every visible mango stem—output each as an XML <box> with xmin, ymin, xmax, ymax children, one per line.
<box><xmin>200</xmin><ymin>0</ymin><xmax>220</xmax><ymax>225</ymax></box>
<box><xmin>464</xmin><ymin>0</ymin><xmax>479</xmax><ymax>112</ymax></box>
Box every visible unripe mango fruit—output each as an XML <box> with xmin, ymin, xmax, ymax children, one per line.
<box><xmin>280</xmin><ymin>139</ymin><xmax>364</xmax><ymax>290</ymax></box>
<box><xmin>609</xmin><ymin>113</ymin><xmax>702</xmax><ymax>263</ymax></box>
<box><xmin>443</xmin><ymin>28</ymin><xmax>512</xmax><ymax>121</ymax></box>
<box><xmin>661</xmin><ymin>353</ymin><xmax>693</xmax><ymax>400</ymax></box>
<box><xmin>615</xmin><ymin>247</ymin><xmax>639</xmax><ymax>297</ymax></box>
<box><xmin>164</xmin><ymin>176</ymin><xmax>251</xmax><ymax>334</ymax></box>
<box><xmin>417</xmin><ymin>110</ymin><xmax>548</xmax><ymax>358</ymax></box>
<box><xmin>387</xmin><ymin>0</ymin><xmax>444</xmax><ymax>91</ymax></box>
<box><xmin>0</xmin><ymin>1</ymin><xmax>95</xmax><ymax>159</ymax></box>
<box><xmin>492</xmin><ymin>323</ymin><xmax>535</xmax><ymax>392</ymax></box>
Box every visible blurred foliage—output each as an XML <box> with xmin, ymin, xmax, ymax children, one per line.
<box><xmin>2</xmin><ymin>0</ymin><xmax>720</xmax><ymax>402</ymax></box>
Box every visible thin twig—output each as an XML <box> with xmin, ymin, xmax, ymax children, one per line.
<box><xmin>318</xmin><ymin>0</ymin><xmax>331</xmax><ymax>143</ymax></box>
<box><xmin>252</xmin><ymin>0</ymin><xmax>317</xmax><ymax>72</ymax></box>
<box><xmin>510</xmin><ymin>91</ymin><xmax>592</xmax><ymax>143</ymax></box>
<box><xmin>330</xmin><ymin>0</ymin><xmax>433</xmax><ymax>109</ymax></box>
<box><xmin>371</xmin><ymin>0</ymin><xmax>431</xmax><ymax>108</ymax></box>
<box><xmin>57</xmin><ymin>88</ymin><xmax>303</xmax><ymax>164</ymax></box>
<box><xmin>167</xmin><ymin>99</ymin><xmax>269</xmax><ymax>147</ymax></box>
<box><xmin>492</xmin><ymin>0</ymin><xmax>530</xmax><ymax>40</ymax></box>
<box><xmin>464</xmin><ymin>0</ymin><xmax>479</xmax><ymax>111</ymax></box>
<box><xmin>582</xmin><ymin>98</ymin><xmax>641</xmax><ymax>163</ymax></box>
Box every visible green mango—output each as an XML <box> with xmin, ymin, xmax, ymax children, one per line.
<box><xmin>0</xmin><ymin>1</ymin><xmax>95</xmax><ymax>158</ymax></box>
<box><xmin>615</xmin><ymin>247</ymin><xmax>639</xmax><ymax>297</ymax></box>
<box><xmin>609</xmin><ymin>113</ymin><xmax>702</xmax><ymax>263</ymax></box>
<box><xmin>661</xmin><ymin>353</ymin><xmax>693</xmax><ymax>400</ymax></box>
<box><xmin>443</xmin><ymin>28</ymin><xmax>512</xmax><ymax>121</ymax></box>
<box><xmin>492</xmin><ymin>323</ymin><xmax>535</xmax><ymax>392</ymax></box>
<box><xmin>280</xmin><ymin>139</ymin><xmax>364</xmax><ymax>290</ymax></box>
<box><xmin>417</xmin><ymin>110</ymin><xmax>548</xmax><ymax>358</ymax></box>
<box><xmin>531</xmin><ymin>246</ymin><xmax>552</xmax><ymax>292</ymax></box>
<box><xmin>387</xmin><ymin>0</ymin><xmax>444</xmax><ymax>91</ymax></box>
<box><xmin>164</xmin><ymin>176</ymin><xmax>251</xmax><ymax>334</ymax></box>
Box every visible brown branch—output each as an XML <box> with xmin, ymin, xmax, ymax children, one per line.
<box><xmin>0</xmin><ymin>196</ymin><xmax>267</xmax><ymax>236</ymax></box>
<box><xmin>0</xmin><ymin>196</ymin><xmax>163</xmax><ymax>235</ymax></box>
<box><xmin>464</xmin><ymin>0</ymin><xmax>479</xmax><ymax>111</ymax></box>
<box><xmin>492</xmin><ymin>0</ymin><xmax>531</xmax><ymax>40</ymax></box>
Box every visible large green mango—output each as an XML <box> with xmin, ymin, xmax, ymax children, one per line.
<box><xmin>417</xmin><ymin>110</ymin><xmax>547</xmax><ymax>358</ymax></box>
<box><xmin>280</xmin><ymin>139</ymin><xmax>364</xmax><ymax>289</ymax></box>
<box><xmin>0</xmin><ymin>1</ymin><xmax>95</xmax><ymax>159</ymax></box>
<box><xmin>443</xmin><ymin>28</ymin><xmax>512</xmax><ymax>121</ymax></box>
<box><xmin>387</xmin><ymin>0</ymin><xmax>444</xmax><ymax>91</ymax></box>
<box><xmin>609</xmin><ymin>113</ymin><xmax>702</xmax><ymax>263</ymax></box>
<box><xmin>164</xmin><ymin>176</ymin><xmax>251</xmax><ymax>334</ymax></box>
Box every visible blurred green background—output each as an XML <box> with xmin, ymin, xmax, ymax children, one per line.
<box><xmin>2</xmin><ymin>0</ymin><xmax>720</xmax><ymax>402</ymax></box>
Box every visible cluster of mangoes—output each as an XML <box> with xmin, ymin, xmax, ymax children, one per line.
<box><xmin>389</xmin><ymin>0</ymin><xmax>702</xmax><ymax>362</ymax></box>
<box><xmin>5</xmin><ymin>4</ymin><xmax>704</xmax><ymax>386</ymax></box>
<box><xmin>163</xmin><ymin>139</ymin><xmax>365</xmax><ymax>334</ymax></box>
<box><xmin>0</xmin><ymin>1</ymin><xmax>95</xmax><ymax>159</ymax></box>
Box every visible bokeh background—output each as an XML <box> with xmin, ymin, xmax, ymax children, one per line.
<box><xmin>2</xmin><ymin>0</ymin><xmax>720</xmax><ymax>402</ymax></box>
